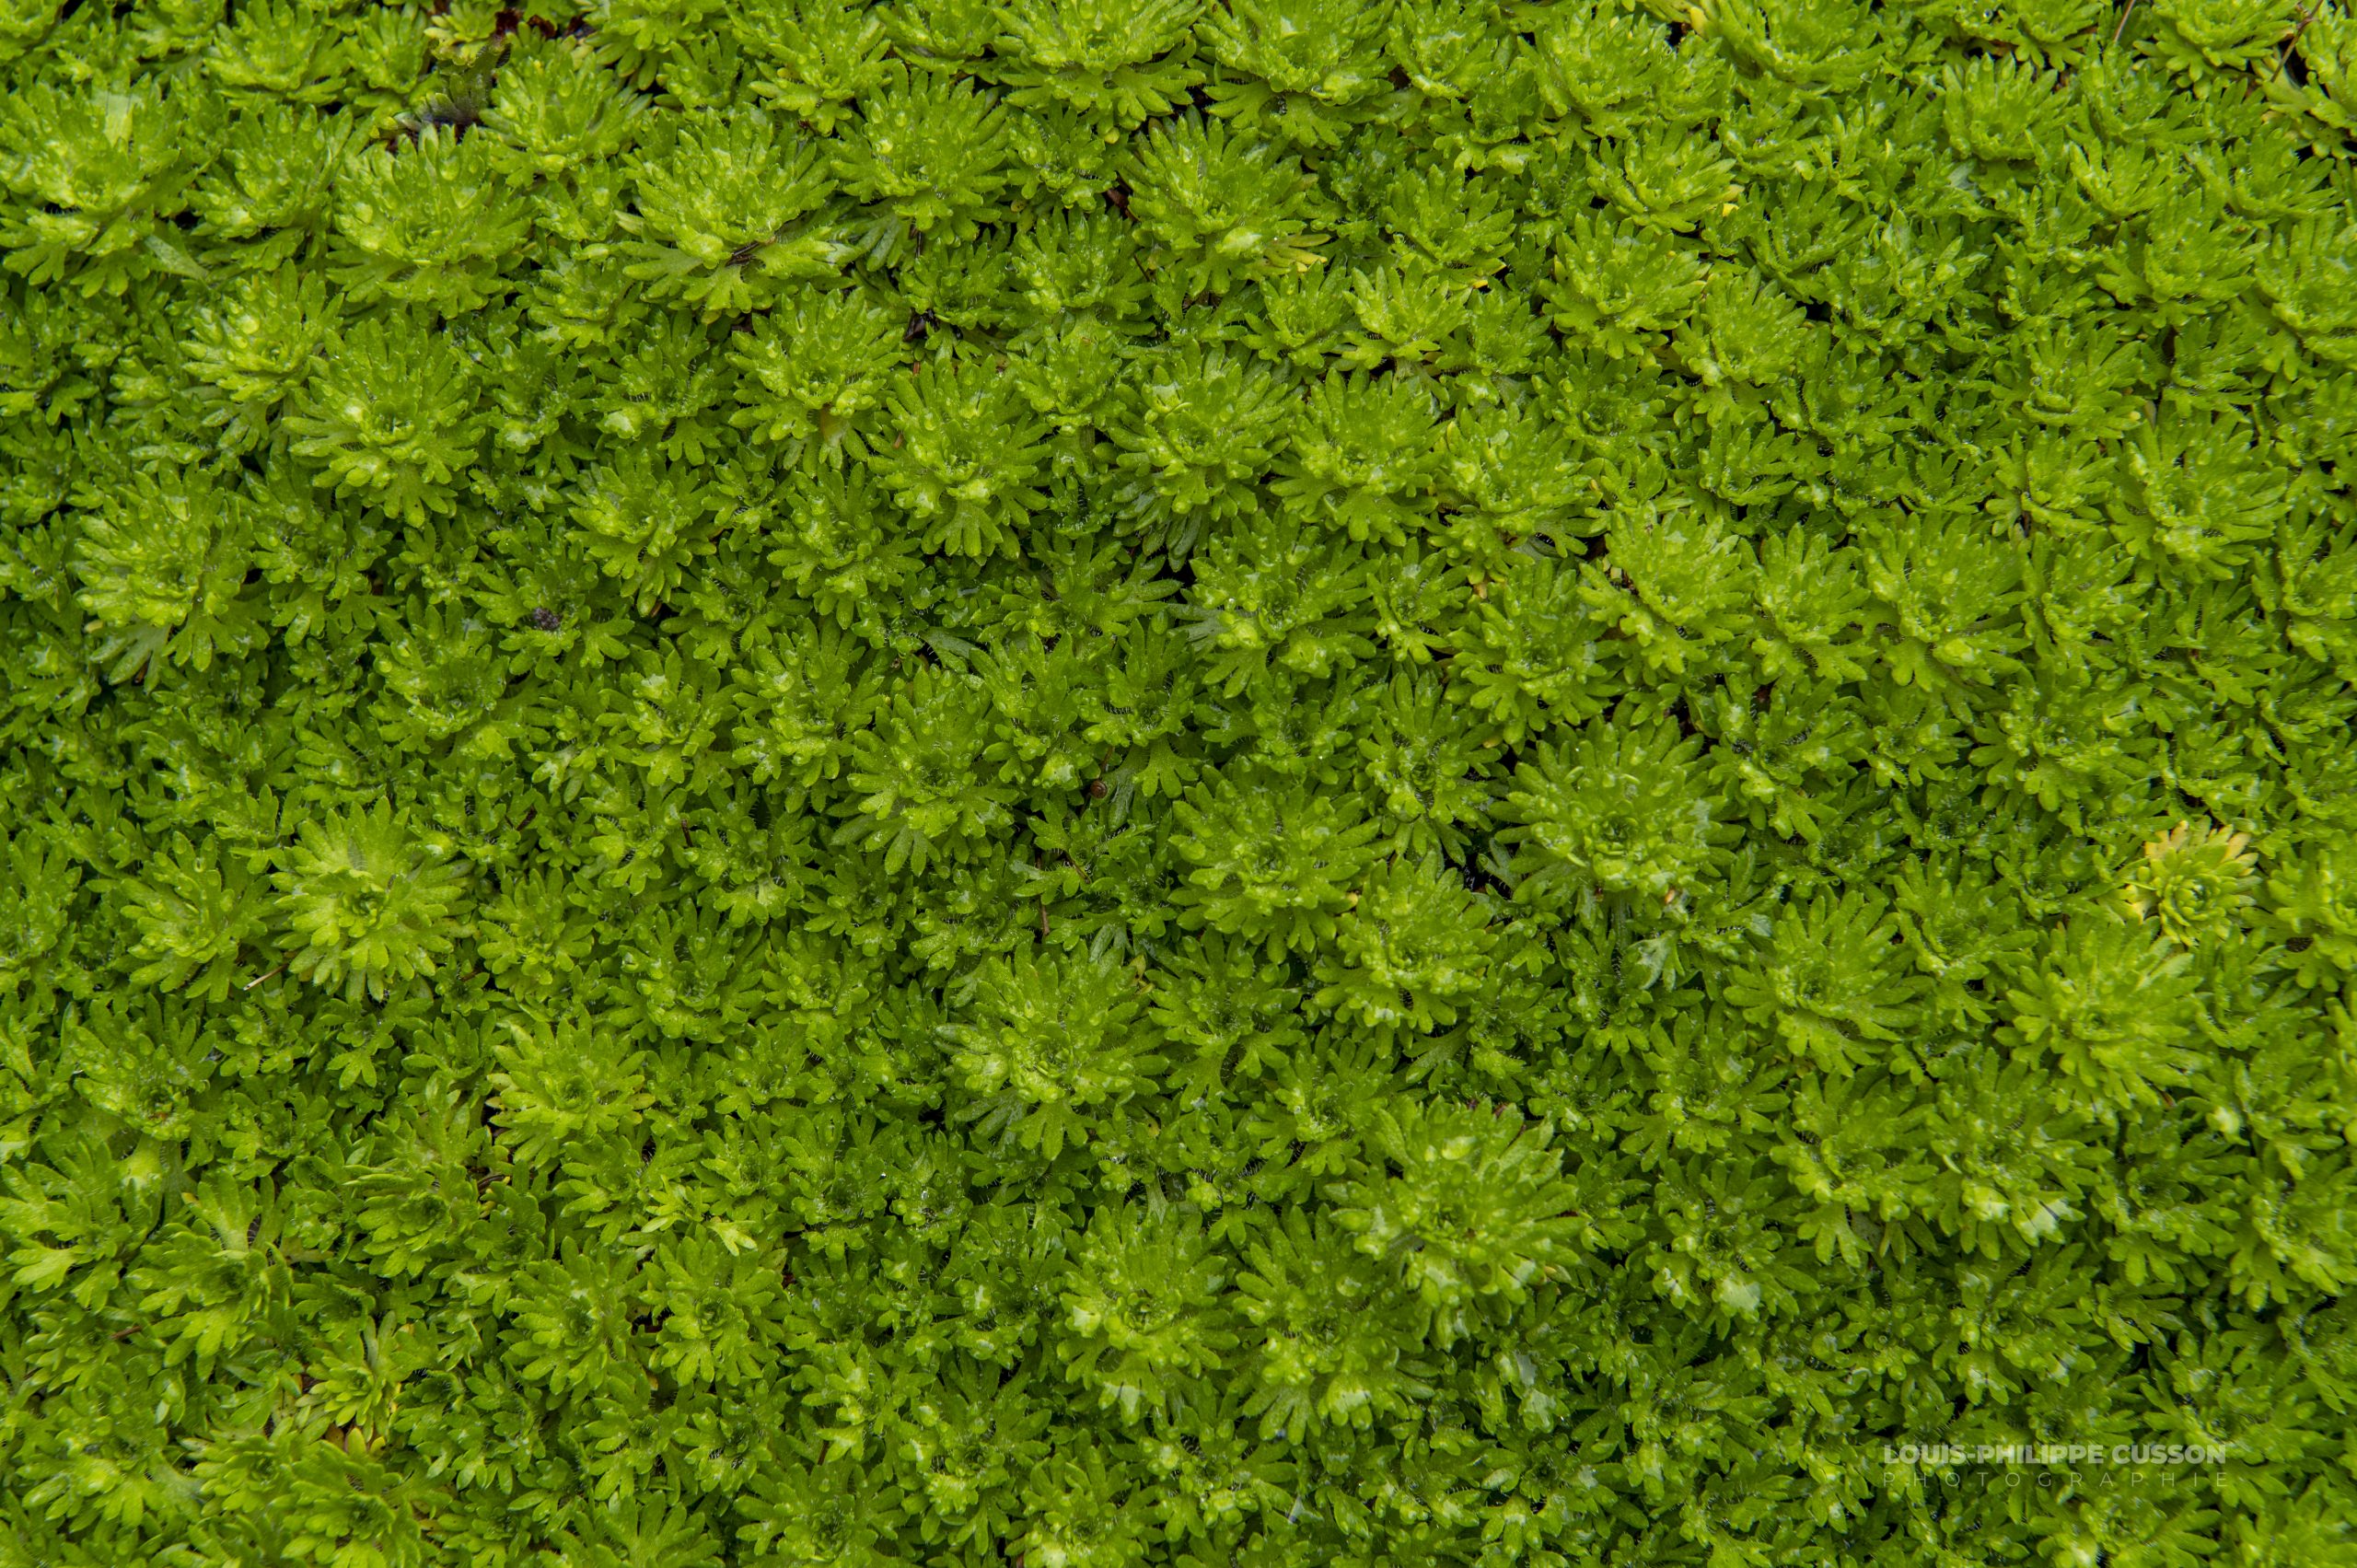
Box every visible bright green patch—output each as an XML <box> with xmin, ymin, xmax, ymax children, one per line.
<box><xmin>3</xmin><ymin>1</ymin><xmax>2356</xmax><ymax>1563</ymax></box>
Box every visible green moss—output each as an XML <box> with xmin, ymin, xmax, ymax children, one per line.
<box><xmin>3</xmin><ymin>1</ymin><xmax>2355</xmax><ymax>1562</ymax></box>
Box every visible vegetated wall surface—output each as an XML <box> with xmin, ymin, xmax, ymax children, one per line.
<box><xmin>3</xmin><ymin>0</ymin><xmax>2356</xmax><ymax>1562</ymax></box>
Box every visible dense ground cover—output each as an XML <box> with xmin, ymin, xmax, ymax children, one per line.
<box><xmin>4</xmin><ymin>0</ymin><xmax>2357</xmax><ymax>1562</ymax></box>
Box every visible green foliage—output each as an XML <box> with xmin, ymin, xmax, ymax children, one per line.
<box><xmin>270</xmin><ymin>801</ymin><xmax>470</xmax><ymax>1002</ymax></box>
<box><xmin>1504</xmin><ymin>717</ymin><xmax>1722</xmax><ymax>904</ymax></box>
<box><xmin>284</xmin><ymin>310</ymin><xmax>481</xmax><ymax>524</ymax></box>
<box><xmin>3</xmin><ymin>4</ymin><xmax>2355</xmax><ymax>1564</ymax></box>
<box><xmin>945</xmin><ymin>947</ymin><xmax>1161</xmax><ymax>1157</ymax></box>
<box><xmin>1337</xmin><ymin>1099</ymin><xmax>1580</xmax><ymax>1327</ymax></box>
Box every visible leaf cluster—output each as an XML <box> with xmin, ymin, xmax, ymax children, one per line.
<box><xmin>3</xmin><ymin>1</ymin><xmax>2356</xmax><ymax>1563</ymax></box>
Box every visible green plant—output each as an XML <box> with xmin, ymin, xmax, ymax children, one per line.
<box><xmin>3</xmin><ymin>4</ymin><xmax>2354</xmax><ymax>1562</ymax></box>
